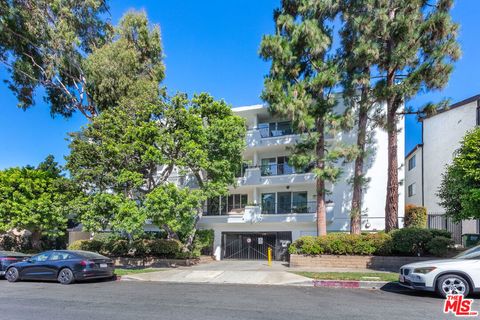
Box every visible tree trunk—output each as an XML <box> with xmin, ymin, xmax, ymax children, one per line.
<box><xmin>316</xmin><ymin>120</ymin><xmax>327</xmax><ymax>236</ymax></box>
<box><xmin>384</xmin><ymin>7</ymin><xmax>399</xmax><ymax>232</ymax></box>
<box><xmin>30</xmin><ymin>230</ymin><xmax>42</xmax><ymax>251</ymax></box>
<box><xmin>350</xmin><ymin>89</ymin><xmax>368</xmax><ymax>234</ymax></box>
<box><xmin>183</xmin><ymin>207</ymin><xmax>203</xmax><ymax>250</ymax></box>
<box><xmin>385</xmin><ymin>100</ymin><xmax>399</xmax><ymax>232</ymax></box>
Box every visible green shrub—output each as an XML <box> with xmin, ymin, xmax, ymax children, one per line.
<box><xmin>193</xmin><ymin>229</ymin><xmax>214</xmax><ymax>256</ymax></box>
<box><xmin>289</xmin><ymin>236</ymin><xmax>323</xmax><ymax>255</ymax></box>
<box><xmin>430</xmin><ymin>229</ymin><xmax>452</xmax><ymax>239</ymax></box>
<box><xmin>289</xmin><ymin>233</ymin><xmax>392</xmax><ymax>256</ymax></box>
<box><xmin>68</xmin><ymin>239</ymin><xmax>103</xmax><ymax>252</ymax></box>
<box><xmin>426</xmin><ymin>236</ymin><xmax>454</xmax><ymax>257</ymax></box>
<box><xmin>404</xmin><ymin>205</ymin><xmax>427</xmax><ymax>228</ymax></box>
<box><xmin>148</xmin><ymin>239</ymin><xmax>183</xmax><ymax>257</ymax></box>
<box><xmin>130</xmin><ymin>239</ymin><xmax>150</xmax><ymax>257</ymax></box>
<box><xmin>390</xmin><ymin>228</ymin><xmax>433</xmax><ymax>256</ymax></box>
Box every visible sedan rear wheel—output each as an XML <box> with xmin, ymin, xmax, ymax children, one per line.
<box><xmin>5</xmin><ymin>267</ymin><xmax>19</xmax><ymax>283</ymax></box>
<box><xmin>437</xmin><ymin>274</ymin><xmax>470</xmax><ymax>297</ymax></box>
<box><xmin>57</xmin><ymin>268</ymin><xmax>75</xmax><ymax>285</ymax></box>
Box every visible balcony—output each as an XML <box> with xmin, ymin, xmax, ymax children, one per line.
<box><xmin>203</xmin><ymin>201</ymin><xmax>317</xmax><ymax>216</ymax></box>
<box><xmin>245</xmin><ymin>129</ymin><xmax>299</xmax><ymax>149</ymax></box>
<box><xmin>236</xmin><ymin>166</ymin><xmax>315</xmax><ymax>187</ymax></box>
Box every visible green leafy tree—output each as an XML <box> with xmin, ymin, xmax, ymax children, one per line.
<box><xmin>0</xmin><ymin>156</ymin><xmax>78</xmax><ymax>250</ymax></box>
<box><xmin>67</xmin><ymin>93</ymin><xmax>246</xmax><ymax>248</ymax></box>
<box><xmin>0</xmin><ymin>3</ymin><xmax>164</xmax><ymax>119</ymax></box>
<box><xmin>438</xmin><ymin>128</ymin><xmax>480</xmax><ymax>220</ymax></box>
<box><xmin>260</xmin><ymin>0</ymin><xmax>351</xmax><ymax>235</ymax></box>
<box><xmin>360</xmin><ymin>0</ymin><xmax>460</xmax><ymax>231</ymax></box>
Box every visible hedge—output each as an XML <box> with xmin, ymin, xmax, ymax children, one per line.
<box><xmin>68</xmin><ymin>238</ymin><xmax>185</xmax><ymax>259</ymax></box>
<box><xmin>289</xmin><ymin>228</ymin><xmax>453</xmax><ymax>257</ymax></box>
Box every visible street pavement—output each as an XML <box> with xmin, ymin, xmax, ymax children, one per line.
<box><xmin>0</xmin><ymin>279</ymin><xmax>457</xmax><ymax>320</ymax></box>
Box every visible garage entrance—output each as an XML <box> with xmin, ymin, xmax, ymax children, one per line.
<box><xmin>222</xmin><ymin>232</ymin><xmax>292</xmax><ymax>261</ymax></box>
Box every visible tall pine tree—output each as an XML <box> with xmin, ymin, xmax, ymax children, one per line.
<box><xmin>340</xmin><ymin>0</ymin><xmax>459</xmax><ymax>231</ymax></box>
<box><xmin>260</xmin><ymin>1</ymin><xmax>345</xmax><ymax>236</ymax></box>
<box><xmin>340</xmin><ymin>0</ymin><xmax>381</xmax><ymax>234</ymax></box>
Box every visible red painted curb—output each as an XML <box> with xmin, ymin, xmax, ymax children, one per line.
<box><xmin>313</xmin><ymin>280</ymin><xmax>360</xmax><ymax>288</ymax></box>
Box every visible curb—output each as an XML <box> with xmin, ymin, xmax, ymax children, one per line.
<box><xmin>312</xmin><ymin>279</ymin><xmax>389</xmax><ymax>289</ymax></box>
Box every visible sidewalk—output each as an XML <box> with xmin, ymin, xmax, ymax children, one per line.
<box><xmin>121</xmin><ymin>260</ymin><xmax>394</xmax><ymax>287</ymax></box>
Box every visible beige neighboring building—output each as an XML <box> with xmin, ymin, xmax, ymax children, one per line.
<box><xmin>405</xmin><ymin>94</ymin><xmax>480</xmax><ymax>242</ymax></box>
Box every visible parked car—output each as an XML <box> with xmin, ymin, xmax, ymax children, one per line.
<box><xmin>5</xmin><ymin>250</ymin><xmax>115</xmax><ymax>284</ymax></box>
<box><xmin>0</xmin><ymin>251</ymin><xmax>30</xmax><ymax>277</ymax></box>
<box><xmin>399</xmin><ymin>245</ymin><xmax>480</xmax><ymax>297</ymax></box>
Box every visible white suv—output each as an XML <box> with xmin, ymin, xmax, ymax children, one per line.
<box><xmin>399</xmin><ymin>245</ymin><xmax>480</xmax><ymax>297</ymax></box>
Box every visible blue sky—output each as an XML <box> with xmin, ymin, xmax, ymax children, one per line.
<box><xmin>0</xmin><ymin>0</ymin><xmax>477</xmax><ymax>169</ymax></box>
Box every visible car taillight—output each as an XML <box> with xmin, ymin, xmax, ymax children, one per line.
<box><xmin>0</xmin><ymin>257</ymin><xmax>17</xmax><ymax>261</ymax></box>
<box><xmin>80</xmin><ymin>260</ymin><xmax>95</xmax><ymax>267</ymax></box>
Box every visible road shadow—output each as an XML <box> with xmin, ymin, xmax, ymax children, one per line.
<box><xmin>380</xmin><ymin>282</ymin><xmax>440</xmax><ymax>299</ymax></box>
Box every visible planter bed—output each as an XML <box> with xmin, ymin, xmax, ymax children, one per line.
<box><xmin>289</xmin><ymin>254</ymin><xmax>436</xmax><ymax>271</ymax></box>
<box><xmin>112</xmin><ymin>257</ymin><xmax>199</xmax><ymax>268</ymax></box>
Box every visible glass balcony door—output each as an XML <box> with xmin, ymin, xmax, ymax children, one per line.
<box><xmin>277</xmin><ymin>192</ymin><xmax>292</xmax><ymax>214</ymax></box>
<box><xmin>261</xmin><ymin>193</ymin><xmax>275</xmax><ymax>214</ymax></box>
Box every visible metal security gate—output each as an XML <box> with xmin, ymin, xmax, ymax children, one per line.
<box><xmin>428</xmin><ymin>214</ymin><xmax>463</xmax><ymax>244</ymax></box>
<box><xmin>222</xmin><ymin>232</ymin><xmax>292</xmax><ymax>261</ymax></box>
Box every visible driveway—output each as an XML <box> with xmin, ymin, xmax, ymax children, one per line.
<box><xmin>123</xmin><ymin>260</ymin><xmax>393</xmax><ymax>285</ymax></box>
<box><xmin>0</xmin><ymin>280</ymin><xmax>452</xmax><ymax>320</ymax></box>
<box><xmin>124</xmin><ymin>261</ymin><xmax>311</xmax><ymax>285</ymax></box>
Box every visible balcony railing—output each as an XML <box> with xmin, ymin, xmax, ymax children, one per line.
<box><xmin>260</xmin><ymin>163</ymin><xmax>308</xmax><ymax>176</ymax></box>
<box><xmin>261</xmin><ymin>201</ymin><xmax>316</xmax><ymax>214</ymax></box>
<box><xmin>258</xmin><ymin>126</ymin><xmax>293</xmax><ymax>138</ymax></box>
<box><xmin>202</xmin><ymin>201</ymin><xmax>316</xmax><ymax>216</ymax></box>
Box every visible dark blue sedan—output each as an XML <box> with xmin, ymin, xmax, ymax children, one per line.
<box><xmin>5</xmin><ymin>250</ymin><xmax>115</xmax><ymax>284</ymax></box>
<box><xmin>0</xmin><ymin>251</ymin><xmax>30</xmax><ymax>277</ymax></box>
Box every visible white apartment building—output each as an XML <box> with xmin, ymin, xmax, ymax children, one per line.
<box><xmin>405</xmin><ymin>94</ymin><xmax>480</xmax><ymax>241</ymax></box>
<box><xmin>198</xmin><ymin>102</ymin><xmax>405</xmax><ymax>261</ymax></box>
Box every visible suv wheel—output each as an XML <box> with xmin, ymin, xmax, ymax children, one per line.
<box><xmin>436</xmin><ymin>274</ymin><xmax>470</xmax><ymax>298</ymax></box>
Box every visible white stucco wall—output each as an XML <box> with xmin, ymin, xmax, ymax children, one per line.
<box><xmin>404</xmin><ymin>146</ymin><xmax>423</xmax><ymax>207</ymax></box>
<box><xmin>422</xmin><ymin>100</ymin><xmax>478</xmax><ymax>213</ymax></box>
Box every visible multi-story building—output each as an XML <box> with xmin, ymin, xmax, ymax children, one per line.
<box><xmin>197</xmin><ymin>102</ymin><xmax>405</xmax><ymax>260</ymax></box>
<box><xmin>405</xmin><ymin>94</ymin><xmax>480</xmax><ymax>242</ymax></box>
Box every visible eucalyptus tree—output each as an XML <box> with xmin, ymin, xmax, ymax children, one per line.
<box><xmin>0</xmin><ymin>2</ymin><xmax>164</xmax><ymax>120</ymax></box>
<box><xmin>260</xmin><ymin>0</ymin><xmax>350</xmax><ymax>236</ymax></box>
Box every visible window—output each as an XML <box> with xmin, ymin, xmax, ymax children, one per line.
<box><xmin>48</xmin><ymin>252</ymin><xmax>72</xmax><ymax>261</ymax></box>
<box><xmin>261</xmin><ymin>157</ymin><xmax>295</xmax><ymax>176</ymax></box>
<box><xmin>261</xmin><ymin>191</ymin><xmax>309</xmax><ymax>214</ymax></box>
<box><xmin>408</xmin><ymin>183</ymin><xmax>416</xmax><ymax>197</ymax></box>
<box><xmin>31</xmin><ymin>252</ymin><xmax>50</xmax><ymax>262</ymax></box>
<box><xmin>261</xmin><ymin>193</ymin><xmax>275</xmax><ymax>214</ymax></box>
<box><xmin>206</xmin><ymin>194</ymin><xmax>247</xmax><ymax>215</ymax></box>
<box><xmin>258</xmin><ymin>121</ymin><xmax>293</xmax><ymax>137</ymax></box>
<box><xmin>292</xmin><ymin>192</ymin><xmax>308</xmax><ymax>213</ymax></box>
<box><xmin>408</xmin><ymin>155</ymin><xmax>416</xmax><ymax>171</ymax></box>
<box><xmin>227</xmin><ymin>194</ymin><xmax>248</xmax><ymax>212</ymax></box>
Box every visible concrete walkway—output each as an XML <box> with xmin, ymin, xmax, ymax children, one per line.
<box><xmin>121</xmin><ymin>260</ymin><xmax>394</xmax><ymax>286</ymax></box>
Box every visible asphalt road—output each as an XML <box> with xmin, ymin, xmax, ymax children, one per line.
<box><xmin>0</xmin><ymin>279</ymin><xmax>457</xmax><ymax>320</ymax></box>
